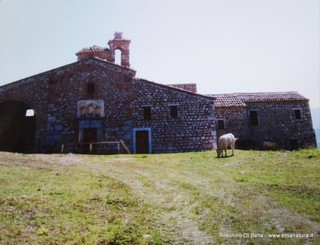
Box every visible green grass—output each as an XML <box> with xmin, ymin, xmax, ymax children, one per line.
<box><xmin>0</xmin><ymin>149</ymin><xmax>319</xmax><ymax>244</ymax></box>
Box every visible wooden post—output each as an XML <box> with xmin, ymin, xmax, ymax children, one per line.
<box><xmin>120</xmin><ymin>140</ymin><xmax>131</xmax><ymax>154</ymax></box>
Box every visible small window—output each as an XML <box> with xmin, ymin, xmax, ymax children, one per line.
<box><xmin>293</xmin><ymin>109</ymin><xmax>302</xmax><ymax>120</ymax></box>
<box><xmin>170</xmin><ymin>106</ymin><xmax>178</xmax><ymax>118</ymax></box>
<box><xmin>217</xmin><ymin>119</ymin><xmax>225</xmax><ymax>129</ymax></box>
<box><xmin>143</xmin><ymin>107</ymin><xmax>152</xmax><ymax>120</ymax></box>
<box><xmin>87</xmin><ymin>83</ymin><xmax>95</xmax><ymax>98</ymax></box>
<box><xmin>250</xmin><ymin>111</ymin><xmax>259</xmax><ymax>126</ymax></box>
<box><xmin>25</xmin><ymin>109</ymin><xmax>35</xmax><ymax>117</ymax></box>
<box><xmin>49</xmin><ymin>79</ymin><xmax>57</xmax><ymax>85</ymax></box>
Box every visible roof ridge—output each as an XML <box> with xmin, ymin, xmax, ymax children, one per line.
<box><xmin>207</xmin><ymin>91</ymin><xmax>308</xmax><ymax>107</ymax></box>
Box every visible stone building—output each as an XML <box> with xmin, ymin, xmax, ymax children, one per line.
<box><xmin>211</xmin><ymin>92</ymin><xmax>316</xmax><ymax>150</ymax></box>
<box><xmin>0</xmin><ymin>33</ymin><xmax>216</xmax><ymax>154</ymax></box>
<box><xmin>0</xmin><ymin>33</ymin><xmax>316</xmax><ymax>153</ymax></box>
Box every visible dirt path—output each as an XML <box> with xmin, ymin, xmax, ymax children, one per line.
<box><xmin>101</xmin><ymin>161</ymin><xmax>215</xmax><ymax>244</ymax></box>
<box><xmin>1</xmin><ymin>152</ymin><xmax>319</xmax><ymax>244</ymax></box>
<box><xmin>94</xmin><ymin>158</ymin><xmax>320</xmax><ymax>244</ymax></box>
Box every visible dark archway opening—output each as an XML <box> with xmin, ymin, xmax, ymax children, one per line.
<box><xmin>0</xmin><ymin>101</ymin><xmax>36</xmax><ymax>153</ymax></box>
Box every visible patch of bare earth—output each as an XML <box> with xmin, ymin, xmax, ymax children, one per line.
<box><xmin>180</xmin><ymin>171</ymin><xmax>320</xmax><ymax>243</ymax></box>
<box><xmin>0</xmin><ymin>152</ymin><xmax>84</xmax><ymax>171</ymax></box>
<box><xmin>101</xmin><ymin>159</ymin><xmax>319</xmax><ymax>244</ymax></box>
<box><xmin>2</xmin><ymin>152</ymin><xmax>318</xmax><ymax>244</ymax></box>
<box><xmin>103</xmin><ymin>162</ymin><xmax>215</xmax><ymax>244</ymax></box>
<box><xmin>237</xmin><ymin>193</ymin><xmax>320</xmax><ymax>236</ymax></box>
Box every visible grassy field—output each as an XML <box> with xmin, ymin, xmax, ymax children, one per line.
<box><xmin>0</xmin><ymin>149</ymin><xmax>319</xmax><ymax>244</ymax></box>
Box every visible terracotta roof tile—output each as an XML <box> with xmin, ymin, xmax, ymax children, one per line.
<box><xmin>208</xmin><ymin>94</ymin><xmax>246</xmax><ymax>107</ymax></box>
<box><xmin>235</xmin><ymin>91</ymin><xmax>308</xmax><ymax>103</ymax></box>
<box><xmin>207</xmin><ymin>91</ymin><xmax>308</xmax><ymax>108</ymax></box>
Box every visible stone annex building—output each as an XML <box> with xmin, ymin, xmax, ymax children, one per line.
<box><xmin>0</xmin><ymin>33</ymin><xmax>317</xmax><ymax>154</ymax></box>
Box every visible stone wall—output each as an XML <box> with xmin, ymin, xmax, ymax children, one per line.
<box><xmin>0</xmin><ymin>58</ymin><xmax>218</xmax><ymax>153</ymax></box>
<box><xmin>215</xmin><ymin>107</ymin><xmax>249</xmax><ymax>147</ymax></box>
<box><xmin>0</xmin><ymin>59</ymin><xmax>136</xmax><ymax>152</ymax></box>
<box><xmin>44</xmin><ymin>59</ymin><xmax>135</xmax><ymax>151</ymax></box>
<box><xmin>244</xmin><ymin>101</ymin><xmax>316</xmax><ymax>149</ymax></box>
<box><xmin>214</xmin><ymin>100</ymin><xmax>316</xmax><ymax>150</ymax></box>
<box><xmin>0</xmin><ymin>74</ymin><xmax>49</xmax><ymax>151</ymax></box>
<box><xmin>132</xmin><ymin>79</ymin><xmax>216</xmax><ymax>153</ymax></box>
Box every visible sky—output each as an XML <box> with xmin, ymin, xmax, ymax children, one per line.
<box><xmin>0</xmin><ymin>0</ymin><xmax>319</xmax><ymax>114</ymax></box>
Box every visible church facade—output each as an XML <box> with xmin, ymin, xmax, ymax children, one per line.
<box><xmin>0</xmin><ymin>33</ymin><xmax>316</xmax><ymax>153</ymax></box>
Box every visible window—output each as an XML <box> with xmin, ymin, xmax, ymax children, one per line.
<box><xmin>217</xmin><ymin>119</ymin><xmax>225</xmax><ymax>129</ymax></box>
<box><xmin>87</xmin><ymin>83</ymin><xmax>95</xmax><ymax>98</ymax></box>
<box><xmin>115</xmin><ymin>49</ymin><xmax>122</xmax><ymax>65</ymax></box>
<box><xmin>293</xmin><ymin>109</ymin><xmax>302</xmax><ymax>120</ymax></box>
<box><xmin>249</xmin><ymin>111</ymin><xmax>259</xmax><ymax>126</ymax></box>
<box><xmin>143</xmin><ymin>106</ymin><xmax>152</xmax><ymax>120</ymax></box>
<box><xmin>170</xmin><ymin>106</ymin><xmax>178</xmax><ymax>118</ymax></box>
<box><xmin>49</xmin><ymin>79</ymin><xmax>57</xmax><ymax>85</ymax></box>
<box><xmin>25</xmin><ymin>109</ymin><xmax>35</xmax><ymax>117</ymax></box>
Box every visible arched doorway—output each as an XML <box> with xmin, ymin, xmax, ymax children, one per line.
<box><xmin>0</xmin><ymin>101</ymin><xmax>37</xmax><ymax>153</ymax></box>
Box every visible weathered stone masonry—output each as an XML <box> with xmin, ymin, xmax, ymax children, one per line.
<box><xmin>132</xmin><ymin>79</ymin><xmax>216</xmax><ymax>153</ymax></box>
<box><xmin>0</xmin><ymin>73</ymin><xmax>49</xmax><ymax>152</ymax></box>
<box><xmin>0</xmin><ymin>33</ymin><xmax>316</xmax><ymax>153</ymax></box>
<box><xmin>0</xmin><ymin>57</ymin><xmax>217</xmax><ymax>153</ymax></box>
<box><xmin>210</xmin><ymin>92</ymin><xmax>316</xmax><ymax>150</ymax></box>
<box><xmin>44</xmin><ymin>59</ymin><xmax>136</xmax><ymax>152</ymax></box>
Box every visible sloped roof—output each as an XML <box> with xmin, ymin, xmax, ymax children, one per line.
<box><xmin>208</xmin><ymin>93</ymin><xmax>246</xmax><ymax>107</ymax></box>
<box><xmin>0</xmin><ymin>58</ymin><xmax>136</xmax><ymax>91</ymax></box>
<box><xmin>135</xmin><ymin>78</ymin><xmax>215</xmax><ymax>100</ymax></box>
<box><xmin>167</xmin><ymin>83</ymin><xmax>197</xmax><ymax>93</ymax></box>
<box><xmin>235</xmin><ymin>91</ymin><xmax>308</xmax><ymax>103</ymax></box>
<box><xmin>208</xmin><ymin>91</ymin><xmax>308</xmax><ymax>108</ymax></box>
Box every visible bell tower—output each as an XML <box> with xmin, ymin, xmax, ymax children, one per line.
<box><xmin>108</xmin><ymin>32</ymin><xmax>131</xmax><ymax>68</ymax></box>
<box><xmin>75</xmin><ymin>32</ymin><xmax>131</xmax><ymax>68</ymax></box>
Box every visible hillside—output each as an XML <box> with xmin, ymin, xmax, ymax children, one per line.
<box><xmin>311</xmin><ymin>108</ymin><xmax>320</xmax><ymax>147</ymax></box>
<box><xmin>316</xmin><ymin>127</ymin><xmax>320</xmax><ymax>147</ymax></box>
<box><xmin>0</xmin><ymin>150</ymin><xmax>319</xmax><ymax>244</ymax></box>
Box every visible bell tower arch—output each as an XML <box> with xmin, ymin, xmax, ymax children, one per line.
<box><xmin>108</xmin><ymin>32</ymin><xmax>131</xmax><ymax>68</ymax></box>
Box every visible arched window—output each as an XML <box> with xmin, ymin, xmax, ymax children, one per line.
<box><xmin>115</xmin><ymin>49</ymin><xmax>122</xmax><ymax>65</ymax></box>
